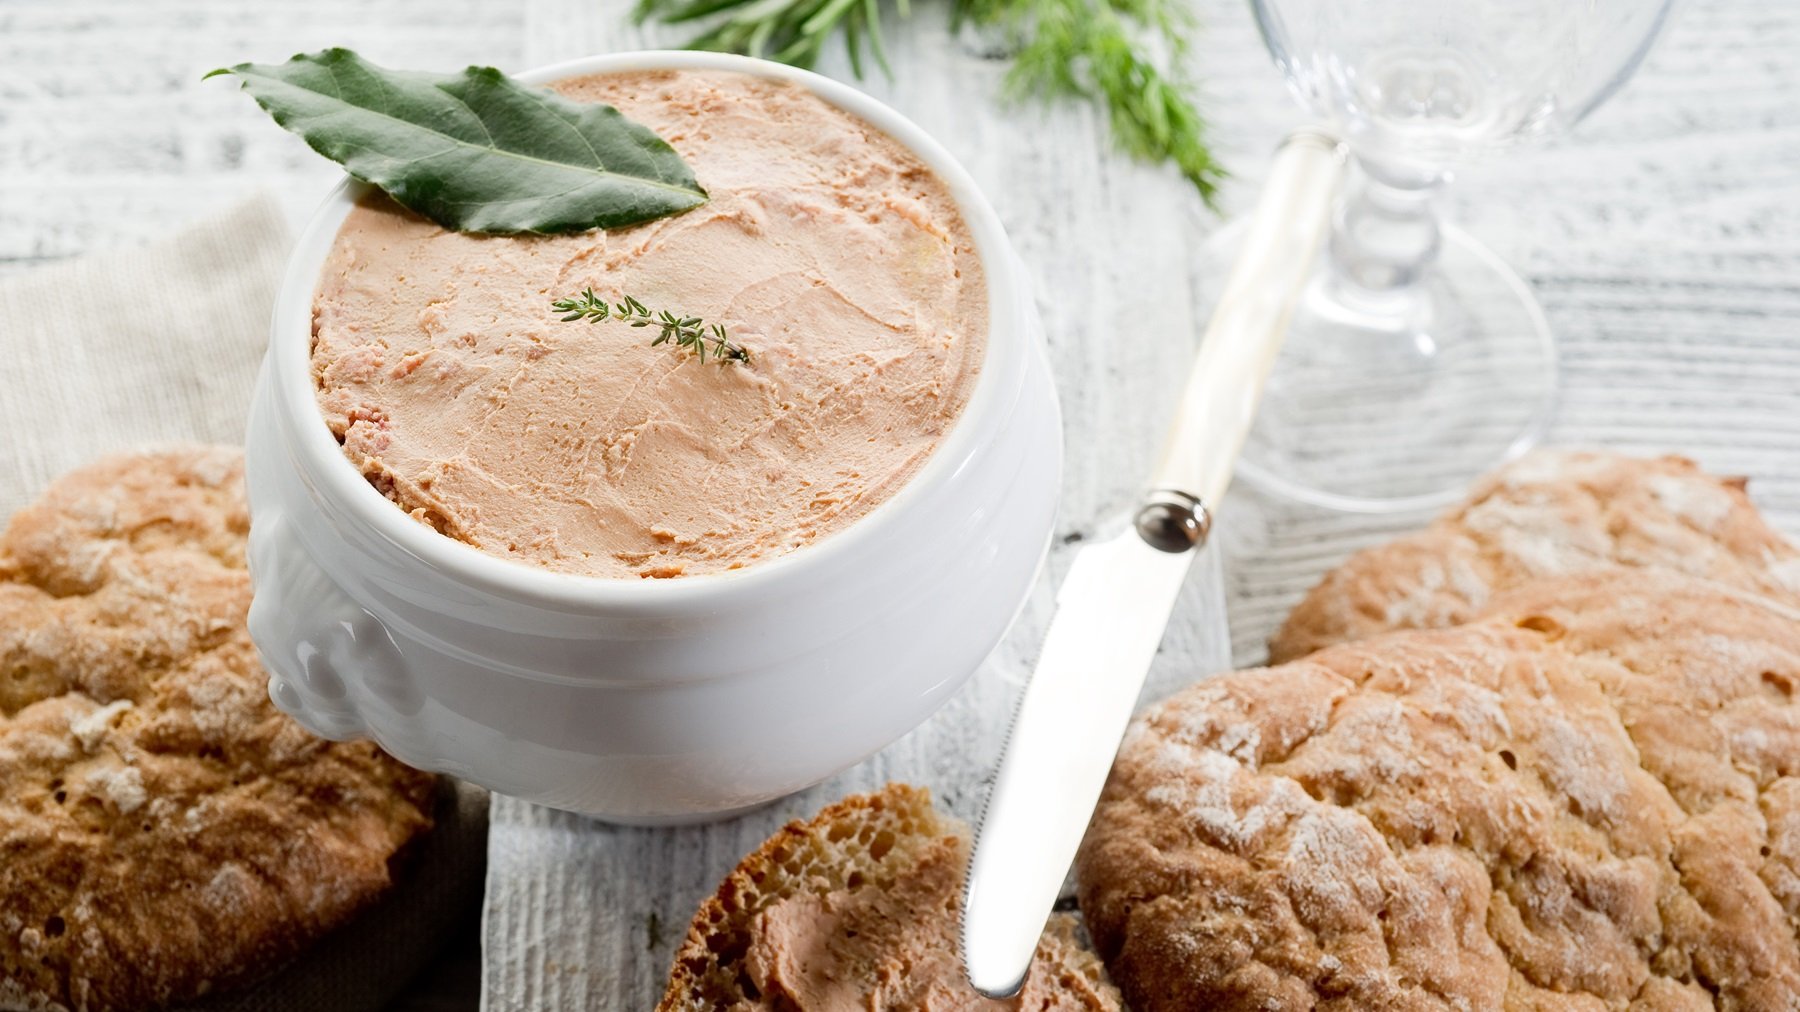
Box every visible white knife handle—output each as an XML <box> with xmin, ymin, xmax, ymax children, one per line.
<box><xmin>1136</xmin><ymin>130</ymin><xmax>1347</xmax><ymax>552</ymax></box>
<box><xmin>962</xmin><ymin>130</ymin><xmax>1349</xmax><ymax>1004</ymax></box>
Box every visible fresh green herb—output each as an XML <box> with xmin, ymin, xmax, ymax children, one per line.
<box><xmin>635</xmin><ymin>0</ymin><xmax>1221</xmax><ymax>205</ymax></box>
<box><xmin>552</xmin><ymin>290</ymin><xmax>751</xmax><ymax>365</ymax></box>
<box><xmin>207</xmin><ymin>49</ymin><xmax>708</xmax><ymax>234</ymax></box>
<box><xmin>968</xmin><ymin>0</ymin><xmax>1221</xmax><ymax>201</ymax></box>
<box><xmin>640</xmin><ymin>0</ymin><xmax>906</xmax><ymax>78</ymax></box>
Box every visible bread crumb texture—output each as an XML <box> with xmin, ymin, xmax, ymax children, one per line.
<box><xmin>0</xmin><ymin>447</ymin><xmax>436</xmax><ymax>1012</ymax></box>
<box><xmin>659</xmin><ymin>783</ymin><xmax>1123</xmax><ymax>1011</ymax></box>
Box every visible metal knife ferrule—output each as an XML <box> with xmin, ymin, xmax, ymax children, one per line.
<box><xmin>1133</xmin><ymin>490</ymin><xmax>1212</xmax><ymax>554</ymax></box>
<box><xmin>962</xmin><ymin>128</ymin><xmax>1348</xmax><ymax>1000</ymax></box>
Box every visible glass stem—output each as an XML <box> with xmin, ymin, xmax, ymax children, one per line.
<box><xmin>1322</xmin><ymin>155</ymin><xmax>1445</xmax><ymax>311</ymax></box>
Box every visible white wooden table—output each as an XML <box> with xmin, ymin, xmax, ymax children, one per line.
<box><xmin>482</xmin><ymin>6</ymin><xmax>1246</xmax><ymax>1009</ymax></box>
<box><xmin>5</xmin><ymin>1</ymin><xmax>1798</xmax><ymax>1009</ymax></box>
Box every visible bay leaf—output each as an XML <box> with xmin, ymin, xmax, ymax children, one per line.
<box><xmin>208</xmin><ymin>49</ymin><xmax>708</xmax><ymax>234</ymax></box>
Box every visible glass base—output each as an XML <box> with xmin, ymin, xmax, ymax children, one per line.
<box><xmin>1198</xmin><ymin>218</ymin><xmax>1557</xmax><ymax>513</ymax></box>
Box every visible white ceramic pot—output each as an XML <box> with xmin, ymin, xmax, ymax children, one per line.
<box><xmin>243</xmin><ymin>50</ymin><xmax>1061</xmax><ymax>823</ymax></box>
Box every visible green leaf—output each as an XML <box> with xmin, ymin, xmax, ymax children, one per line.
<box><xmin>860</xmin><ymin>0</ymin><xmax>893</xmax><ymax>76</ymax></box>
<box><xmin>207</xmin><ymin>49</ymin><xmax>708</xmax><ymax>234</ymax></box>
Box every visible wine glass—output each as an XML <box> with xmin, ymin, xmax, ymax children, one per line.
<box><xmin>1213</xmin><ymin>0</ymin><xmax>1678</xmax><ymax>512</ymax></box>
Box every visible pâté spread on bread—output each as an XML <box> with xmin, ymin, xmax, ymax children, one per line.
<box><xmin>659</xmin><ymin>784</ymin><xmax>1121</xmax><ymax>1011</ymax></box>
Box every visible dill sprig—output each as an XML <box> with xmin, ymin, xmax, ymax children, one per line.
<box><xmin>641</xmin><ymin>0</ymin><xmax>905</xmax><ymax>78</ymax></box>
<box><xmin>633</xmin><ymin>0</ymin><xmax>1221</xmax><ymax>206</ymax></box>
<box><xmin>975</xmin><ymin>0</ymin><xmax>1222</xmax><ymax>202</ymax></box>
<box><xmin>551</xmin><ymin>289</ymin><xmax>750</xmax><ymax>365</ymax></box>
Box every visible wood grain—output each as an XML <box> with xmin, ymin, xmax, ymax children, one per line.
<box><xmin>1210</xmin><ymin>0</ymin><xmax>1800</xmax><ymax>665</ymax></box>
<box><xmin>0</xmin><ymin>0</ymin><xmax>526</xmax><ymax>274</ymax></box>
<box><xmin>6</xmin><ymin>1</ymin><xmax>1796</xmax><ymax>1010</ymax></box>
<box><xmin>484</xmin><ymin>9</ymin><xmax>1238</xmax><ymax>1011</ymax></box>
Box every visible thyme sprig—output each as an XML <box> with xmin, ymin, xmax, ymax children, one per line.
<box><xmin>551</xmin><ymin>289</ymin><xmax>750</xmax><ymax>365</ymax></box>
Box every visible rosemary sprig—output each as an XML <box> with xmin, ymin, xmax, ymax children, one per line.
<box><xmin>551</xmin><ymin>289</ymin><xmax>750</xmax><ymax>365</ymax></box>
<box><xmin>633</xmin><ymin>0</ymin><xmax>1221</xmax><ymax>206</ymax></box>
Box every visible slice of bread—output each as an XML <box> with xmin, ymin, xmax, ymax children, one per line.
<box><xmin>658</xmin><ymin>783</ymin><xmax>1122</xmax><ymax>1011</ymax></box>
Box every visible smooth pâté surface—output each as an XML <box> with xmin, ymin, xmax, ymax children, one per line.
<box><xmin>0</xmin><ymin>447</ymin><xmax>437</xmax><ymax>1012</ymax></box>
<box><xmin>310</xmin><ymin>69</ymin><xmax>988</xmax><ymax>580</ymax></box>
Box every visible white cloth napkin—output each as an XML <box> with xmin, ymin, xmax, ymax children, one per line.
<box><xmin>0</xmin><ymin>196</ymin><xmax>288</xmax><ymax>518</ymax></box>
<box><xmin>0</xmin><ymin>194</ymin><xmax>490</xmax><ymax>1012</ymax></box>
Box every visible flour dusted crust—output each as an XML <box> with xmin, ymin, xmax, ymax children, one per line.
<box><xmin>1077</xmin><ymin>570</ymin><xmax>1800</xmax><ymax>1010</ymax></box>
<box><xmin>1270</xmin><ymin>451</ymin><xmax>1800</xmax><ymax>663</ymax></box>
<box><xmin>0</xmin><ymin>448</ymin><xmax>436</xmax><ymax>1012</ymax></box>
<box><xmin>660</xmin><ymin>783</ymin><xmax>1122</xmax><ymax>1011</ymax></box>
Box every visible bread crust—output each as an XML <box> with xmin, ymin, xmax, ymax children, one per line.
<box><xmin>659</xmin><ymin>783</ymin><xmax>1122</xmax><ymax>1011</ymax></box>
<box><xmin>1079</xmin><ymin>570</ymin><xmax>1800</xmax><ymax>1010</ymax></box>
<box><xmin>1270</xmin><ymin>451</ymin><xmax>1800</xmax><ymax>664</ymax></box>
<box><xmin>0</xmin><ymin>448</ymin><xmax>436</xmax><ymax>1012</ymax></box>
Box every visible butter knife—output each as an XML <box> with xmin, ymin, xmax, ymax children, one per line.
<box><xmin>962</xmin><ymin>129</ymin><xmax>1348</xmax><ymax>998</ymax></box>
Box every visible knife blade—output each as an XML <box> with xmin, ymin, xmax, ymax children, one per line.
<box><xmin>963</xmin><ymin>129</ymin><xmax>1348</xmax><ymax>998</ymax></box>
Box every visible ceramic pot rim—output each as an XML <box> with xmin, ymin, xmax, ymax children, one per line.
<box><xmin>268</xmin><ymin>50</ymin><xmax>1030</xmax><ymax>610</ymax></box>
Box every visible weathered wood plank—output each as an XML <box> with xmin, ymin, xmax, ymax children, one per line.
<box><xmin>494</xmin><ymin>0</ymin><xmax>1800</xmax><ymax>1006</ymax></box>
<box><xmin>8</xmin><ymin>2</ymin><xmax>1797</xmax><ymax>1009</ymax></box>
<box><xmin>1207</xmin><ymin>0</ymin><xmax>1800</xmax><ymax>664</ymax></box>
<box><xmin>0</xmin><ymin>0</ymin><xmax>528</xmax><ymax>274</ymax></box>
<box><xmin>481</xmin><ymin>4</ymin><xmax>1238</xmax><ymax>1010</ymax></box>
